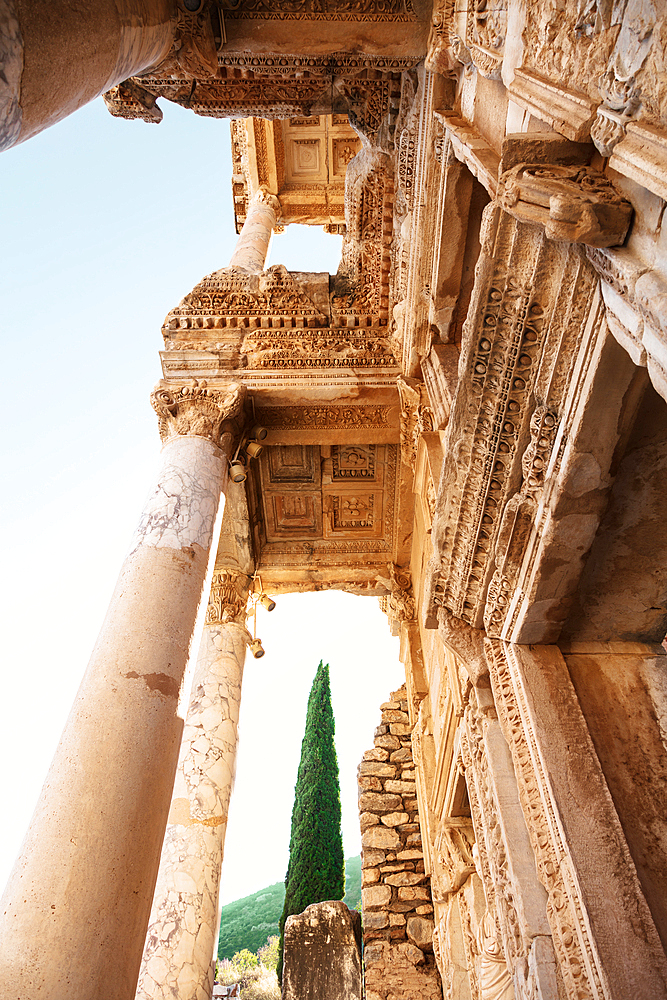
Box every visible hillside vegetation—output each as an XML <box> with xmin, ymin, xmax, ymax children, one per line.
<box><xmin>218</xmin><ymin>854</ymin><xmax>361</xmax><ymax>959</ymax></box>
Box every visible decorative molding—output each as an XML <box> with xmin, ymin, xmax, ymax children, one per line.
<box><xmin>226</xmin><ymin>0</ymin><xmax>416</xmax><ymax>18</ymax></box>
<box><xmin>484</xmin><ymin>639</ymin><xmax>608</xmax><ymax>1000</ymax></box>
<box><xmin>150</xmin><ymin>380</ymin><xmax>246</xmax><ymax>445</ymax></box>
<box><xmin>256</xmin><ymin>405</ymin><xmax>390</xmax><ymax>429</ymax></box>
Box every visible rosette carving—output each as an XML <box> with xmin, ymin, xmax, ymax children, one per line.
<box><xmin>151</xmin><ymin>379</ymin><xmax>246</xmax><ymax>445</ymax></box>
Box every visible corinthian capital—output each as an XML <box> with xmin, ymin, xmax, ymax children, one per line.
<box><xmin>151</xmin><ymin>379</ymin><xmax>246</xmax><ymax>445</ymax></box>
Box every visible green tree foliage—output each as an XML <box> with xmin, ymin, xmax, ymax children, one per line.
<box><xmin>277</xmin><ymin>661</ymin><xmax>345</xmax><ymax>983</ymax></box>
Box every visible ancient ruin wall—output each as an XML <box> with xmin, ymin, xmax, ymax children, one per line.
<box><xmin>358</xmin><ymin>685</ymin><xmax>442</xmax><ymax>1000</ymax></box>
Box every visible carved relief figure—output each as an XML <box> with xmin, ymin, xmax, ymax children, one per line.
<box><xmin>478</xmin><ymin>910</ymin><xmax>514</xmax><ymax>1000</ymax></box>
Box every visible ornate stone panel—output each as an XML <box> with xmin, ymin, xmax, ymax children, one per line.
<box><xmin>427</xmin><ymin>206</ymin><xmax>595</xmax><ymax>627</ymax></box>
<box><xmin>224</xmin><ymin>0</ymin><xmax>417</xmax><ymax>19</ymax></box>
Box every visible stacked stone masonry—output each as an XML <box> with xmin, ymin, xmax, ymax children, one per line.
<box><xmin>359</xmin><ymin>685</ymin><xmax>442</xmax><ymax>1000</ymax></box>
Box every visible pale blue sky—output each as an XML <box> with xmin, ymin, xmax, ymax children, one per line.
<box><xmin>0</xmin><ymin>97</ymin><xmax>404</xmax><ymax>905</ymax></box>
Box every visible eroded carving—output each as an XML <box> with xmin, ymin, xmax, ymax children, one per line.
<box><xmin>498</xmin><ymin>164</ymin><xmax>632</xmax><ymax>248</ymax></box>
<box><xmin>205</xmin><ymin>570</ymin><xmax>247</xmax><ymax>625</ymax></box>
<box><xmin>151</xmin><ymin>380</ymin><xmax>246</xmax><ymax>445</ymax></box>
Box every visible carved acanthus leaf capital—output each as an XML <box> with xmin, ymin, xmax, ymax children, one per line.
<box><xmin>151</xmin><ymin>379</ymin><xmax>246</xmax><ymax>446</ymax></box>
<box><xmin>205</xmin><ymin>570</ymin><xmax>249</xmax><ymax>626</ymax></box>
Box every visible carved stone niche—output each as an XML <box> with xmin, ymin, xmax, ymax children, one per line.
<box><xmin>431</xmin><ymin>818</ymin><xmax>476</xmax><ymax>902</ymax></box>
<box><xmin>498</xmin><ymin>163</ymin><xmax>632</xmax><ymax>248</ymax></box>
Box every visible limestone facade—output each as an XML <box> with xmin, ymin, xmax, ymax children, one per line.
<box><xmin>3</xmin><ymin>1</ymin><xmax>667</xmax><ymax>999</ymax></box>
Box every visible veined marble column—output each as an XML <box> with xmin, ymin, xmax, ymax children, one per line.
<box><xmin>0</xmin><ymin>380</ymin><xmax>245</xmax><ymax>1000</ymax></box>
<box><xmin>228</xmin><ymin>188</ymin><xmax>281</xmax><ymax>273</ymax></box>
<box><xmin>136</xmin><ymin>572</ymin><xmax>250</xmax><ymax>1000</ymax></box>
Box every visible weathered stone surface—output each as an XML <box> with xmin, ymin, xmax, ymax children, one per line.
<box><xmin>380</xmin><ymin>812</ymin><xmax>410</xmax><ymax>827</ymax></box>
<box><xmin>406</xmin><ymin>916</ymin><xmax>434</xmax><ymax>951</ymax></box>
<box><xmin>359</xmin><ymin>762</ymin><xmax>397</xmax><ymax>777</ymax></box>
<box><xmin>363</xmin><ymin>748</ymin><xmax>390</xmax><ymax>762</ymax></box>
<box><xmin>358</xmin><ymin>792</ymin><xmax>403</xmax><ymax>813</ymax></box>
<box><xmin>364</xmin><ymin>912</ymin><xmax>389</xmax><ymax>930</ymax></box>
<box><xmin>384</xmin><ymin>779</ymin><xmax>417</xmax><ymax>794</ymax></box>
<box><xmin>360</xmin><ymin>811</ymin><xmax>381</xmax><ymax>831</ymax></box>
<box><xmin>385</xmin><ymin>872</ymin><xmax>425</xmax><ymax>886</ymax></box>
<box><xmin>376</xmin><ymin>735</ymin><xmax>402</xmax><ymax>751</ymax></box>
<box><xmin>282</xmin><ymin>901</ymin><xmax>362</xmax><ymax>1000</ymax></box>
<box><xmin>362</xmin><ymin>827</ymin><xmax>401</xmax><ymax>850</ymax></box>
<box><xmin>363</xmin><ymin>885</ymin><xmax>392</xmax><ymax>910</ymax></box>
<box><xmin>362</xmin><ymin>849</ymin><xmax>386</xmax><ymax>869</ymax></box>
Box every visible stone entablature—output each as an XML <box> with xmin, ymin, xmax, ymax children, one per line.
<box><xmin>359</xmin><ymin>686</ymin><xmax>442</xmax><ymax>1000</ymax></box>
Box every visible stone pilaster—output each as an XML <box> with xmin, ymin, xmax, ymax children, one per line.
<box><xmin>228</xmin><ymin>188</ymin><xmax>281</xmax><ymax>274</ymax></box>
<box><xmin>0</xmin><ymin>380</ymin><xmax>245</xmax><ymax>1000</ymax></box>
<box><xmin>136</xmin><ymin>579</ymin><xmax>250</xmax><ymax>1000</ymax></box>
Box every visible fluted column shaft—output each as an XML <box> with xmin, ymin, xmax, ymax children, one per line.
<box><xmin>0</xmin><ymin>380</ymin><xmax>245</xmax><ymax>1000</ymax></box>
<box><xmin>228</xmin><ymin>189</ymin><xmax>281</xmax><ymax>273</ymax></box>
<box><xmin>136</xmin><ymin>597</ymin><xmax>249</xmax><ymax>1000</ymax></box>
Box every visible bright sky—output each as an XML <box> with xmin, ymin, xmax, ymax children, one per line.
<box><xmin>0</xmin><ymin>98</ymin><xmax>404</xmax><ymax>907</ymax></box>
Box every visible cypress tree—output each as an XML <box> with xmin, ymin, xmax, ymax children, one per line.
<box><xmin>277</xmin><ymin>661</ymin><xmax>345</xmax><ymax>983</ymax></box>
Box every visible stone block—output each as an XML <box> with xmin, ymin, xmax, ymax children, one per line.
<box><xmin>384</xmin><ymin>779</ymin><xmax>416</xmax><ymax>794</ymax></box>
<box><xmin>397</xmin><ymin>886</ymin><xmax>432</xmax><ymax>902</ymax></box>
<box><xmin>390</xmin><ymin>748</ymin><xmax>413</xmax><ymax>762</ymax></box>
<box><xmin>406</xmin><ymin>916</ymin><xmax>434</xmax><ymax>951</ymax></box>
<box><xmin>380</xmin><ymin>701</ymin><xmax>401</xmax><ymax>710</ymax></box>
<box><xmin>362</xmin><ymin>885</ymin><xmax>392</xmax><ymax>910</ymax></box>
<box><xmin>282</xmin><ymin>901</ymin><xmax>362</xmax><ymax>1000</ymax></box>
<box><xmin>362</xmin><ymin>868</ymin><xmax>380</xmax><ymax>886</ymax></box>
<box><xmin>358</xmin><ymin>791</ymin><xmax>403</xmax><ymax>813</ymax></box>
<box><xmin>389</xmin><ymin>913</ymin><xmax>407</xmax><ymax>925</ymax></box>
<box><xmin>381</xmin><ymin>709</ymin><xmax>410</xmax><ymax>723</ymax></box>
<box><xmin>360</xmin><ymin>811</ymin><xmax>380</xmax><ymax>831</ymax></box>
<box><xmin>362</xmin><ymin>827</ymin><xmax>401</xmax><ymax>850</ymax></box>
<box><xmin>364</xmin><ymin>912</ymin><xmax>389</xmax><ymax>931</ymax></box>
<box><xmin>385</xmin><ymin>872</ymin><xmax>425</xmax><ymax>886</ymax></box>
<box><xmin>397</xmin><ymin>849</ymin><xmax>423</xmax><ymax>860</ymax></box>
<box><xmin>363</xmin><ymin>748</ymin><xmax>390</xmax><ymax>762</ymax></box>
<box><xmin>375</xmin><ymin>735</ymin><xmax>401</xmax><ymax>750</ymax></box>
<box><xmin>359</xmin><ymin>776</ymin><xmax>383</xmax><ymax>792</ymax></box>
<box><xmin>358</xmin><ymin>761</ymin><xmax>396</xmax><ymax>777</ymax></box>
<box><xmin>389</xmin><ymin>723</ymin><xmax>412</xmax><ymax>736</ymax></box>
<box><xmin>397</xmin><ymin>942</ymin><xmax>425</xmax><ymax>965</ymax></box>
<box><xmin>361</xmin><ymin>849</ymin><xmax>385</xmax><ymax>868</ymax></box>
<box><xmin>380</xmin><ymin>811</ymin><xmax>409</xmax><ymax>827</ymax></box>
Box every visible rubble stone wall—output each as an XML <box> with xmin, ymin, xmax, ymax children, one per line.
<box><xmin>358</xmin><ymin>685</ymin><xmax>442</xmax><ymax>1000</ymax></box>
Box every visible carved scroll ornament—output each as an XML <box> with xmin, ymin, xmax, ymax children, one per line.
<box><xmin>498</xmin><ymin>164</ymin><xmax>632</xmax><ymax>248</ymax></box>
<box><xmin>151</xmin><ymin>379</ymin><xmax>246</xmax><ymax>445</ymax></box>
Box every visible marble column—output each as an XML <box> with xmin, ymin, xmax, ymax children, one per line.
<box><xmin>136</xmin><ymin>573</ymin><xmax>250</xmax><ymax>1000</ymax></box>
<box><xmin>228</xmin><ymin>188</ymin><xmax>281</xmax><ymax>273</ymax></box>
<box><xmin>1</xmin><ymin>0</ymin><xmax>176</xmax><ymax>151</ymax></box>
<box><xmin>0</xmin><ymin>379</ymin><xmax>245</xmax><ymax>1000</ymax></box>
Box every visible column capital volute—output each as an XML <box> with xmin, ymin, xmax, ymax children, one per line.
<box><xmin>255</xmin><ymin>185</ymin><xmax>282</xmax><ymax>220</ymax></box>
<box><xmin>150</xmin><ymin>379</ymin><xmax>247</xmax><ymax>447</ymax></box>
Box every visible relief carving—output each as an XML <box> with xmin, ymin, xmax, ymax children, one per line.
<box><xmin>151</xmin><ymin>379</ymin><xmax>246</xmax><ymax>445</ymax></box>
<box><xmin>484</xmin><ymin>639</ymin><xmax>607</xmax><ymax>1000</ymax></box>
<box><xmin>205</xmin><ymin>570</ymin><xmax>248</xmax><ymax>625</ymax></box>
<box><xmin>397</xmin><ymin>375</ymin><xmax>434</xmax><ymax>470</ymax></box>
<box><xmin>432</xmin><ymin>817</ymin><xmax>477</xmax><ymax>900</ymax></box>
<box><xmin>498</xmin><ymin>164</ymin><xmax>632</xmax><ymax>248</ymax></box>
<box><xmin>224</xmin><ymin>0</ymin><xmax>417</xmax><ymax>20</ymax></box>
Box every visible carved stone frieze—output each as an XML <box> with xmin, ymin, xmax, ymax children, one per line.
<box><xmin>241</xmin><ymin>329</ymin><xmax>395</xmax><ymax>370</ymax></box>
<box><xmin>426</xmin><ymin>0</ymin><xmax>505</xmax><ymax>79</ymax></box>
<box><xmin>498</xmin><ymin>164</ymin><xmax>632</xmax><ymax>248</ymax></box>
<box><xmin>425</xmin><ymin>205</ymin><xmax>602</xmax><ymax>632</ymax></box>
<box><xmin>224</xmin><ymin>0</ymin><xmax>417</xmax><ymax>19</ymax></box>
<box><xmin>151</xmin><ymin>379</ymin><xmax>246</xmax><ymax>445</ymax></box>
<box><xmin>255</xmin><ymin>405</ymin><xmax>391</xmax><ymax>430</ymax></box>
<box><xmin>205</xmin><ymin>570</ymin><xmax>248</xmax><ymax>625</ymax></box>
<box><xmin>103</xmin><ymin>54</ymin><xmax>410</xmax><ymax>145</ymax></box>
